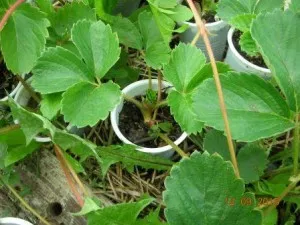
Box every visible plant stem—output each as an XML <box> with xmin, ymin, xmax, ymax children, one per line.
<box><xmin>16</xmin><ymin>75</ymin><xmax>40</xmax><ymax>103</ymax></box>
<box><xmin>293</xmin><ymin>114</ymin><xmax>299</xmax><ymax>175</ymax></box>
<box><xmin>157</xmin><ymin>71</ymin><xmax>162</xmax><ymax>102</ymax></box>
<box><xmin>186</xmin><ymin>0</ymin><xmax>240</xmax><ymax>178</ymax></box>
<box><xmin>147</xmin><ymin>67</ymin><xmax>152</xmax><ymax>89</ymax></box>
<box><xmin>123</xmin><ymin>94</ymin><xmax>144</xmax><ymax>110</ymax></box>
<box><xmin>263</xmin><ymin>165</ymin><xmax>294</xmax><ymax>178</ymax></box>
<box><xmin>159</xmin><ymin>133</ymin><xmax>188</xmax><ymax>158</ymax></box>
<box><xmin>191</xmin><ymin>30</ymin><xmax>201</xmax><ymax>46</ymax></box>
<box><xmin>107</xmin><ymin>125</ymin><xmax>114</xmax><ymax>146</ymax></box>
<box><xmin>154</xmin><ymin>100</ymin><xmax>168</xmax><ymax>109</ymax></box>
<box><xmin>0</xmin><ymin>177</ymin><xmax>52</xmax><ymax>225</ymax></box>
<box><xmin>0</xmin><ymin>0</ymin><xmax>25</xmax><ymax>31</ymax></box>
<box><xmin>123</xmin><ymin>94</ymin><xmax>152</xmax><ymax>122</ymax></box>
<box><xmin>54</xmin><ymin>144</ymin><xmax>85</xmax><ymax>207</ymax></box>
<box><xmin>152</xmin><ymin>71</ymin><xmax>162</xmax><ymax>121</ymax></box>
<box><xmin>0</xmin><ymin>124</ymin><xmax>20</xmax><ymax>134</ymax></box>
<box><xmin>262</xmin><ymin>173</ymin><xmax>300</xmax><ymax>214</ymax></box>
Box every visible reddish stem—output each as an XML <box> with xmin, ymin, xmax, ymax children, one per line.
<box><xmin>0</xmin><ymin>0</ymin><xmax>26</xmax><ymax>31</ymax></box>
<box><xmin>186</xmin><ymin>0</ymin><xmax>240</xmax><ymax>178</ymax></box>
<box><xmin>54</xmin><ymin>145</ymin><xmax>84</xmax><ymax>207</ymax></box>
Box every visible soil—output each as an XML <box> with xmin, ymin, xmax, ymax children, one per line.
<box><xmin>202</xmin><ymin>11</ymin><xmax>216</xmax><ymax>23</ymax></box>
<box><xmin>188</xmin><ymin>10</ymin><xmax>216</xmax><ymax>23</ymax></box>
<box><xmin>118</xmin><ymin>96</ymin><xmax>182</xmax><ymax>148</ymax></box>
<box><xmin>232</xmin><ymin>30</ymin><xmax>268</xmax><ymax>68</ymax></box>
<box><xmin>0</xmin><ymin>60</ymin><xmax>18</xmax><ymax>99</ymax></box>
<box><xmin>27</xmin><ymin>97</ymin><xmax>39</xmax><ymax>110</ymax></box>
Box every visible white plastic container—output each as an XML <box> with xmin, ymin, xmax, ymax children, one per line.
<box><xmin>180</xmin><ymin>20</ymin><xmax>230</xmax><ymax>61</ymax></box>
<box><xmin>224</xmin><ymin>28</ymin><xmax>271</xmax><ymax>79</ymax></box>
<box><xmin>0</xmin><ymin>82</ymin><xmax>22</xmax><ymax>102</ymax></box>
<box><xmin>111</xmin><ymin>80</ymin><xmax>187</xmax><ymax>158</ymax></box>
<box><xmin>0</xmin><ymin>217</ymin><xmax>33</xmax><ymax>225</ymax></box>
<box><xmin>14</xmin><ymin>80</ymin><xmax>52</xmax><ymax>143</ymax></box>
<box><xmin>14</xmin><ymin>79</ymin><xmax>81</xmax><ymax>143</ymax></box>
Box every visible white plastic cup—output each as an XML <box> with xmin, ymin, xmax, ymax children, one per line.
<box><xmin>13</xmin><ymin>79</ymin><xmax>81</xmax><ymax>143</ymax></box>
<box><xmin>0</xmin><ymin>217</ymin><xmax>33</xmax><ymax>225</ymax></box>
<box><xmin>13</xmin><ymin>80</ymin><xmax>52</xmax><ymax>143</ymax></box>
<box><xmin>110</xmin><ymin>80</ymin><xmax>187</xmax><ymax>158</ymax></box>
<box><xmin>224</xmin><ymin>28</ymin><xmax>271</xmax><ymax>79</ymax></box>
<box><xmin>180</xmin><ymin>20</ymin><xmax>230</xmax><ymax>61</ymax></box>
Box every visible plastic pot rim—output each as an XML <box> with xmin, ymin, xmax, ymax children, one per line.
<box><xmin>110</xmin><ymin>79</ymin><xmax>188</xmax><ymax>154</ymax></box>
<box><xmin>0</xmin><ymin>217</ymin><xmax>33</xmax><ymax>225</ymax></box>
<box><xmin>227</xmin><ymin>27</ymin><xmax>271</xmax><ymax>74</ymax></box>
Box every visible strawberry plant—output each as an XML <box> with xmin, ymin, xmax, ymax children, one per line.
<box><xmin>217</xmin><ymin>0</ymin><xmax>285</xmax><ymax>57</ymax></box>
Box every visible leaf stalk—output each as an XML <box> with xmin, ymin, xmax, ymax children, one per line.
<box><xmin>54</xmin><ymin>144</ymin><xmax>85</xmax><ymax>207</ymax></box>
<box><xmin>0</xmin><ymin>0</ymin><xmax>26</xmax><ymax>31</ymax></box>
<box><xmin>123</xmin><ymin>94</ymin><xmax>153</xmax><ymax>122</ymax></box>
<box><xmin>293</xmin><ymin>114</ymin><xmax>300</xmax><ymax>175</ymax></box>
<box><xmin>185</xmin><ymin>0</ymin><xmax>240</xmax><ymax>178</ymax></box>
<box><xmin>159</xmin><ymin>133</ymin><xmax>188</xmax><ymax>158</ymax></box>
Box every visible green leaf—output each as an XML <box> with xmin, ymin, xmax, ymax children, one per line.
<box><xmin>64</xmin><ymin>152</ymin><xmax>86</xmax><ymax>174</ymax></box>
<box><xmin>0</xmin><ymin>128</ymin><xmax>26</xmax><ymax>147</ymax></box>
<box><xmin>192</xmin><ymin>73</ymin><xmax>294</xmax><ymax>142</ymax></box>
<box><xmin>40</xmin><ymin>93</ymin><xmax>62</xmax><ymax>120</ymax></box>
<box><xmin>87</xmin><ymin>198</ymin><xmax>154</xmax><ymax>225</ymax></box>
<box><xmin>149</xmin><ymin>5</ymin><xmax>175</xmax><ymax>45</ymax></box>
<box><xmin>71</xmin><ymin>20</ymin><xmax>121</xmax><ymax>78</ymax></box>
<box><xmin>49</xmin><ymin>2</ymin><xmax>96</xmax><ymax>36</ymax></box>
<box><xmin>217</xmin><ymin>0</ymin><xmax>284</xmax><ymax>27</ymax></box>
<box><xmin>168</xmin><ymin>91</ymin><xmax>203</xmax><ymax>134</ymax></box>
<box><xmin>239</xmin><ymin>31</ymin><xmax>259</xmax><ymax>57</ymax></box>
<box><xmin>97</xmin><ymin>145</ymin><xmax>173</xmax><ymax>176</ymax></box>
<box><xmin>290</xmin><ymin>0</ymin><xmax>300</xmax><ymax>13</ymax></box>
<box><xmin>164</xmin><ymin>43</ymin><xmax>206</xmax><ymax>92</ymax></box>
<box><xmin>61</xmin><ymin>81</ymin><xmax>121</xmax><ymax>127</ymax></box>
<box><xmin>262</xmin><ymin>208</ymin><xmax>278</xmax><ymax>225</ymax></box>
<box><xmin>217</xmin><ymin>0</ymin><xmax>252</xmax><ymax>23</ymax></box>
<box><xmin>284</xmin><ymin>195</ymin><xmax>300</xmax><ymax>212</ymax></box>
<box><xmin>105</xmin><ymin>50</ymin><xmax>140</xmax><ymax>87</ymax></box>
<box><xmin>32</xmin><ymin>47</ymin><xmax>94</xmax><ymax>94</ymax></box>
<box><xmin>163</xmin><ymin>43</ymin><xmax>209</xmax><ymax>134</ymax></box>
<box><xmin>229</xmin><ymin>14</ymin><xmax>256</xmax><ymax>32</ymax></box>
<box><xmin>110</xmin><ymin>16</ymin><xmax>143</xmax><ymax>49</ymax></box>
<box><xmin>138</xmin><ymin>208</ymin><xmax>168</xmax><ymax>225</ymax></box>
<box><xmin>254</xmin><ymin>0</ymin><xmax>284</xmax><ymax>14</ymax></box>
<box><xmin>237</xmin><ymin>144</ymin><xmax>268</xmax><ymax>184</ymax></box>
<box><xmin>203</xmin><ymin>129</ymin><xmax>232</xmax><ymax>161</ymax></box>
<box><xmin>168</xmin><ymin>5</ymin><xmax>193</xmax><ymax>22</ymax></box>
<box><xmin>52</xmin><ymin>129</ymin><xmax>101</xmax><ymax>163</ymax></box>
<box><xmin>0</xmin><ymin>3</ymin><xmax>50</xmax><ymax>74</ymax></box>
<box><xmin>185</xmin><ymin>62</ymin><xmax>232</xmax><ymax>91</ymax></box>
<box><xmin>5</xmin><ymin>141</ymin><xmax>40</xmax><ymax>167</ymax></box>
<box><xmin>251</xmin><ymin>9</ymin><xmax>300</xmax><ymax>112</ymax></box>
<box><xmin>9</xmin><ymin>99</ymin><xmax>55</xmax><ymax>144</ymax></box>
<box><xmin>35</xmin><ymin>0</ymin><xmax>54</xmax><ymax>14</ymax></box>
<box><xmin>0</xmin><ymin>143</ymin><xmax>8</xmax><ymax>169</ymax></box>
<box><xmin>138</xmin><ymin>11</ymin><xmax>163</xmax><ymax>47</ymax></box>
<box><xmin>257</xmin><ymin>171</ymin><xmax>290</xmax><ymax>197</ymax></box>
<box><xmin>106</xmin><ymin>67</ymin><xmax>140</xmax><ymax>88</ymax></box>
<box><xmin>73</xmin><ymin>197</ymin><xmax>101</xmax><ymax>216</ymax></box>
<box><xmin>138</xmin><ymin>11</ymin><xmax>171</xmax><ymax>69</ymax></box>
<box><xmin>149</xmin><ymin>0</ymin><xmax>178</xmax><ymax>9</ymax></box>
<box><xmin>145</xmin><ymin>42</ymin><xmax>171</xmax><ymax>69</ymax></box>
<box><xmin>95</xmin><ymin>0</ymin><xmax>118</xmax><ymax>21</ymax></box>
<box><xmin>164</xmin><ymin>151</ymin><xmax>262</xmax><ymax>225</ymax></box>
